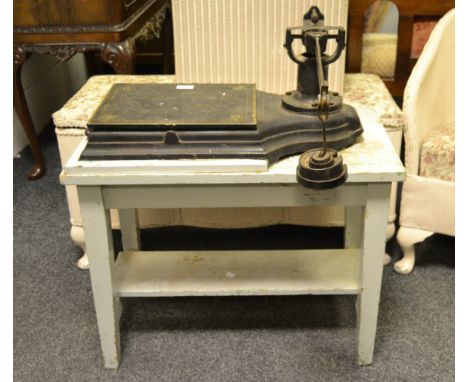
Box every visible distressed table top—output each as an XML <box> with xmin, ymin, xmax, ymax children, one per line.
<box><xmin>61</xmin><ymin>107</ymin><xmax>405</xmax><ymax>186</ymax></box>
<box><xmin>53</xmin><ymin>74</ymin><xmax>403</xmax><ymax>131</ymax></box>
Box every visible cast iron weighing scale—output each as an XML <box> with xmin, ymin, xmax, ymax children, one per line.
<box><xmin>81</xmin><ymin>6</ymin><xmax>363</xmax><ymax>190</ymax></box>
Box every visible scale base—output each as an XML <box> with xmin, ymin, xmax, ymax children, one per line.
<box><xmin>80</xmin><ymin>84</ymin><xmax>363</xmax><ymax>166</ymax></box>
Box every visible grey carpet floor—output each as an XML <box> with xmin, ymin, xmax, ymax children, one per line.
<box><xmin>14</xmin><ymin>127</ymin><xmax>454</xmax><ymax>382</ymax></box>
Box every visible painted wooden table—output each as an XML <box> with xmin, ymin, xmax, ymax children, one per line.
<box><xmin>61</xmin><ymin>109</ymin><xmax>404</xmax><ymax>369</ymax></box>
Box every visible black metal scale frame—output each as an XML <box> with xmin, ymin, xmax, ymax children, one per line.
<box><xmin>83</xmin><ymin>83</ymin><xmax>361</xmax><ymax>163</ymax></box>
<box><xmin>81</xmin><ymin>6</ymin><xmax>363</xmax><ymax>189</ymax></box>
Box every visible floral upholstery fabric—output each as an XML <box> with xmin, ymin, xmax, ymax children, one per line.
<box><xmin>53</xmin><ymin>75</ymin><xmax>176</xmax><ymax>129</ymax></box>
<box><xmin>343</xmin><ymin>73</ymin><xmax>403</xmax><ymax>131</ymax></box>
<box><xmin>54</xmin><ymin>73</ymin><xmax>404</xmax><ymax>133</ymax></box>
<box><xmin>361</xmin><ymin>33</ymin><xmax>397</xmax><ymax>79</ymax></box>
<box><xmin>419</xmin><ymin>125</ymin><xmax>455</xmax><ymax>182</ymax></box>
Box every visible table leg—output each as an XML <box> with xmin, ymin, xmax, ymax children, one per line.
<box><xmin>344</xmin><ymin>206</ymin><xmax>363</xmax><ymax>248</ymax></box>
<box><xmin>13</xmin><ymin>45</ymin><xmax>45</xmax><ymax>180</ymax></box>
<box><xmin>356</xmin><ymin>183</ymin><xmax>391</xmax><ymax>365</ymax></box>
<box><xmin>100</xmin><ymin>39</ymin><xmax>136</xmax><ymax>74</ymax></box>
<box><xmin>119</xmin><ymin>209</ymin><xmax>141</xmax><ymax>251</ymax></box>
<box><xmin>78</xmin><ymin>186</ymin><xmax>121</xmax><ymax>369</ymax></box>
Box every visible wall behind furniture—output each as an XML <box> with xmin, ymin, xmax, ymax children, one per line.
<box><xmin>13</xmin><ymin>53</ymin><xmax>88</xmax><ymax>157</ymax></box>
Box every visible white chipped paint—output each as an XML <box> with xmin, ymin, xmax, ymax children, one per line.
<box><xmin>62</xmin><ymin>108</ymin><xmax>405</xmax><ymax>186</ymax></box>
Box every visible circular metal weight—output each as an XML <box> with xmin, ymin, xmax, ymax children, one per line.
<box><xmin>296</xmin><ymin>148</ymin><xmax>348</xmax><ymax>190</ymax></box>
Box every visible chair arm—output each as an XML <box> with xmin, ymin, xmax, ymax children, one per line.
<box><xmin>402</xmin><ymin>9</ymin><xmax>454</xmax><ymax>175</ymax></box>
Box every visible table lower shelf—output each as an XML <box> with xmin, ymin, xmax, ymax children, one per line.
<box><xmin>114</xmin><ymin>249</ymin><xmax>361</xmax><ymax>297</ymax></box>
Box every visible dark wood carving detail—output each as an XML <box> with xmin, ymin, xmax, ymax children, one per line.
<box><xmin>13</xmin><ymin>44</ymin><xmax>29</xmax><ymax>66</ymax></box>
<box><xmin>13</xmin><ymin>0</ymin><xmax>172</xmax><ymax>179</ymax></box>
<box><xmin>125</xmin><ymin>0</ymin><xmax>139</xmax><ymax>8</ymax></box>
<box><xmin>13</xmin><ymin>45</ymin><xmax>45</xmax><ymax>179</ymax></box>
<box><xmin>14</xmin><ymin>24</ymin><xmax>125</xmax><ymax>34</ymax></box>
<box><xmin>14</xmin><ymin>0</ymin><xmax>170</xmax><ymax>35</ymax></box>
<box><xmin>24</xmin><ymin>44</ymin><xmax>102</xmax><ymax>62</ymax></box>
<box><xmin>135</xmin><ymin>1</ymin><xmax>170</xmax><ymax>41</ymax></box>
<box><xmin>100</xmin><ymin>39</ymin><xmax>136</xmax><ymax>74</ymax></box>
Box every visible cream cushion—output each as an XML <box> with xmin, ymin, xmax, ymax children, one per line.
<box><xmin>361</xmin><ymin>33</ymin><xmax>397</xmax><ymax>79</ymax></box>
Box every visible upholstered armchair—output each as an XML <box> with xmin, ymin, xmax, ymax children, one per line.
<box><xmin>395</xmin><ymin>9</ymin><xmax>455</xmax><ymax>274</ymax></box>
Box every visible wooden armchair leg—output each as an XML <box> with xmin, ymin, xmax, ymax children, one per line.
<box><xmin>395</xmin><ymin>226</ymin><xmax>433</xmax><ymax>274</ymax></box>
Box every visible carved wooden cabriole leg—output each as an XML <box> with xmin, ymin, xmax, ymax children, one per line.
<box><xmin>71</xmin><ymin>225</ymin><xmax>89</xmax><ymax>270</ymax></box>
<box><xmin>395</xmin><ymin>226</ymin><xmax>433</xmax><ymax>274</ymax></box>
<box><xmin>13</xmin><ymin>45</ymin><xmax>45</xmax><ymax>180</ymax></box>
<box><xmin>100</xmin><ymin>39</ymin><xmax>136</xmax><ymax>74</ymax></box>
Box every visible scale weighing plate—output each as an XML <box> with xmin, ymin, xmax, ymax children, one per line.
<box><xmin>81</xmin><ymin>83</ymin><xmax>362</xmax><ymax>163</ymax></box>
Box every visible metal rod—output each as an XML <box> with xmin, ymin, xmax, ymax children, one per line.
<box><xmin>321</xmin><ymin>114</ymin><xmax>327</xmax><ymax>156</ymax></box>
<box><xmin>314</xmin><ymin>35</ymin><xmax>329</xmax><ymax>157</ymax></box>
<box><xmin>314</xmin><ymin>36</ymin><xmax>328</xmax><ymax>94</ymax></box>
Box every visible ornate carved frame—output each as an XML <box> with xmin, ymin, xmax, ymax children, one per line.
<box><xmin>13</xmin><ymin>0</ymin><xmax>170</xmax><ymax>179</ymax></box>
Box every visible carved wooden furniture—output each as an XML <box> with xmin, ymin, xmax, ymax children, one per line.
<box><xmin>13</xmin><ymin>0</ymin><xmax>170</xmax><ymax>179</ymax></box>
<box><xmin>395</xmin><ymin>9</ymin><xmax>454</xmax><ymax>274</ymax></box>
<box><xmin>60</xmin><ymin>108</ymin><xmax>404</xmax><ymax>368</ymax></box>
<box><xmin>346</xmin><ymin>0</ymin><xmax>455</xmax><ymax>97</ymax></box>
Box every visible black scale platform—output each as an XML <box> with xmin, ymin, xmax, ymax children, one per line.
<box><xmin>81</xmin><ymin>83</ymin><xmax>363</xmax><ymax>165</ymax></box>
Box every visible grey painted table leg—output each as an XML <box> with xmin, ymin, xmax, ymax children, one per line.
<box><xmin>78</xmin><ymin>186</ymin><xmax>121</xmax><ymax>369</ymax></box>
<box><xmin>344</xmin><ymin>206</ymin><xmax>363</xmax><ymax>249</ymax></box>
<box><xmin>356</xmin><ymin>183</ymin><xmax>391</xmax><ymax>365</ymax></box>
<box><xmin>119</xmin><ymin>209</ymin><xmax>141</xmax><ymax>251</ymax></box>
